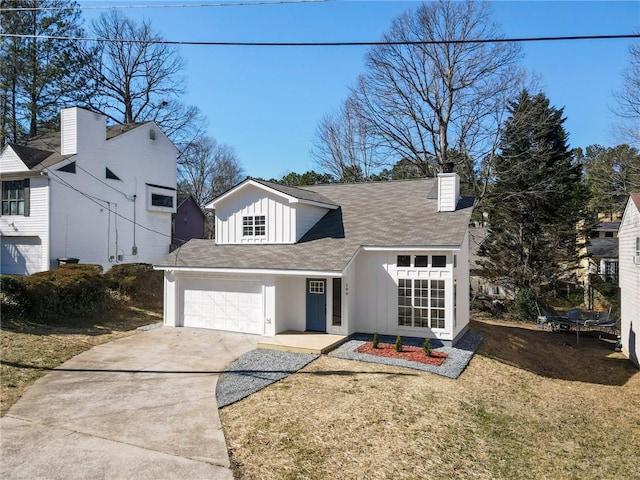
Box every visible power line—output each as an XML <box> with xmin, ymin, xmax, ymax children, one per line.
<box><xmin>1</xmin><ymin>32</ymin><xmax>638</xmax><ymax>47</ymax></box>
<box><xmin>44</xmin><ymin>166</ymin><xmax>191</xmax><ymax>243</ymax></box>
<box><xmin>0</xmin><ymin>0</ymin><xmax>330</xmax><ymax>11</ymax></box>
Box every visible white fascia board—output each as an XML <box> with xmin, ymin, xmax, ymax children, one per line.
<box><xmin>154</xmin><ymin>265</ymin><xmax>343</xmax><ymax>277</ymax></box>
<box><xmin>295</xmin><ymin>198</ymin><xmax>339</xmax><ymax>210</ymax></box>
<box><xmin>209</xmin><ymin>179</ymin><xmax>294</xmax><ymax>208</ymax></box>
<box><xmin>208</xmin><ymin>179</ymin><xmax>337</xmax><ymax>210</ymax></box>
<box><xmin>362</xmin><ymin>245</ymin><xmax>462</xmax><ymax>252</ymax></box>
<box><xmin>619</xmin><ymin>197</ymin><xmax>639</xmax><ymax>234</ymax></box>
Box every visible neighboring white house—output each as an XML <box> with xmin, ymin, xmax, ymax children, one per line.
<box><xmin>156</xmin><ymin>171</ymin><xmax>474</xmax><ymax>346</ymax></box>
<box><xmin>0</xmin><ymin>107</ymin><xmax>177</xmax><ymax>274</ymax></box>
<box><xmin>618</xmin><ymin>193</ymin><xmax>640</xmax><ymax>368</ymax></box>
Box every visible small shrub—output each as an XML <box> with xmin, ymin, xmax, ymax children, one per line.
<box><xmin>423</xmin><ymin>338</ymin><xmax>432</xmax><ymax>357</ymax></box>
<box><xmin>22</xmin><ymin>264</ymin><xmax>108</xmax><ymax>321</ymax></box>
<box><xmin>372</xmin><ymin>332</ymin><xmax>379</xmax><ymax>349</ymax></box>
<box><xmin>394</xmin><ymin>335</ymin><xmax>403</xmax><ymax>352</ymax></box>
<box><xmin>0</xmin><ymin>275</ymin><xmax>27</xmax><ymax>317</ymax></box>
<box><xmin>105</xmin><ymin>263</ymin><xmax>162</xmax><ymax>302</ymax></box>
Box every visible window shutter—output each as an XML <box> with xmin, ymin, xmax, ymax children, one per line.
<box><xmin>23</xmin><ymin>178</ymin><xmax>30</xmax><ymax>217</ymax></box>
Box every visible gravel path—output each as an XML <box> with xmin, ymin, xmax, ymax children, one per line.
<box><xmin>216</xmin><ymin>329</ymin><xmax>483</xmax><ymax>407</ymax></box>
<box><xmin>328</xmin><ymin>329</ymin><xmax>483</xmax><ymax>379</ymax></box>
<box><xmin>216</xmin><ymin>349</ymin><xmax>318</xmax><ymax>408</ymax></box>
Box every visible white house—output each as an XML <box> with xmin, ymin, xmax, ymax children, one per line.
<box><xmin>156</xmin><ymin>171</ymin><xmax>474</xmax><ymax>346</ymax></box>
<box><xmin>0</xmin><ymin>107</ymin><xmax>177</xmax><ymax>274</ymax></box>
<box><xmin>618</xmin><ymin>193</ymin><xmax>640</xmax><ymax>368</ymax></box>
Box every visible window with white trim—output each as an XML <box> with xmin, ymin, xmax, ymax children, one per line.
<box><xmin>243</xmin><ymin>215</ymin><xmax>266</xmax><ymax>236</ymax></box>
<box><xmin>309</xmin><ymin>280</ymin><xmax>324</xmax><ymax>294</ymax></box>
<box><xmin>146</xmin><ymin>184</ymin><xmax>176</xmax><ymax>213</ymax></box>
<box><xmin>398</xmin><ymin>279</ymin><xmax>446</xmax><ymax>329</ymax></box>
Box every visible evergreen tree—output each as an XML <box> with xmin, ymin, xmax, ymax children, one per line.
<box><xmin>0</xmin><ymin>0</ymin><xmax>88</xmax><ymax>146</ymax></box>
<box><xmin>480</xmin><ymin>90</ymin><xmax>588</xmax><ymax>304</ymax></box>
<box><xmin>577</xmin><ymin>144</ymin><xmax>640</xmax><ymax>217</ymax></box>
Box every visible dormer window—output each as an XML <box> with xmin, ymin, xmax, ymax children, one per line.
<box><xmin>243</xmin><ymin>215</ymin><xmax>265</xmax><ymax>237</ymax></box>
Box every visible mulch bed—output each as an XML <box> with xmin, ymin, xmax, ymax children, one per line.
<box><xmin>356</xmin><ymin>342</ymin><xmax>448</xmax><ymax>366</ymax></box>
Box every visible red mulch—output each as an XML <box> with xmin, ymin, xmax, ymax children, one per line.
<box><xmin>356</xmin><ymin>342</ymin><xmax>448</xmax><ymax>366</ymax></box>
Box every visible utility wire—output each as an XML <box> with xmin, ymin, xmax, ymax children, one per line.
<box><xmin>0</xmin><ymin>0</ymin><xmax>330</xmax><ymax>11</ymax></box>
<box><xmin>44</xmin><ymin>166</ymin><xmax>191</xmax><ymax>243</ymax></box>
<box><xmin>75</xmin><ymin>163</ymin><xmax>133</xmax><ymax>200</ymax></box>
<box><xmin>1</xmin><ymin>32</ymin><xmax>638</xmax><ymax>47</ymax></box>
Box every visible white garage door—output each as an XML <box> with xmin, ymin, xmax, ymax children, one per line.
<box><xmin>0</xmin><ymin>236</ymin><xmax>42</xmax><ymax>275</ymax></box>
<box><xmin>182</xmin><ymin>278</ymin><xmax>263</xmax><ymax>334</ymax></box>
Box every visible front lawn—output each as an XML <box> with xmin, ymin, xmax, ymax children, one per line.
<box><xmin>221</xmin><ymin>317</ymin><xmax>640</xmax><ymax>480</ymax></box>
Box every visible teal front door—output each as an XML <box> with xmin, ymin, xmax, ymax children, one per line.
<box><xmin>306</xmin><ymin>279</ymin><xmax>326</xmax><ymax>332</ymax></box>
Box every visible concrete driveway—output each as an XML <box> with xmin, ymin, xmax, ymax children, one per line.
<box><xmin>1</xmin><ymin>327</ymin><xmax>259</xmax><ymax>480</ymax></box>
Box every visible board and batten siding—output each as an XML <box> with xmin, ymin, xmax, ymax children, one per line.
<box><xmin>215</xmin><ymin>185</ymin><xmax>297</xmax><ymax>244</ymax></box>
<box><xmin>350</xmin><ymin>249</ymin><xmax>463</xmax><ymax>343</ymax></box>
<box><xmin>619</xmin><ymin>198</ymin><xmax>640</xmax><ymax>367</ymax></box>
<box><xmin>0</xmin><ymin>175</ymin><xmax>50</xmax><ymax>273</ymax></box>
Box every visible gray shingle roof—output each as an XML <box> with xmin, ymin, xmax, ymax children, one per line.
<box><xmin>157</xmin><ymin>179</ymin><xmax>474</xmax><ymax>272</ymax></box>
<box><xmin>586</xmin><ymin>237</ymin><xmax>618</xmax><ymax>258</ymax></box>
<box><xmin>8</xmin><ymin>124</ymin><xmax>145</xmax><ymax>170</ymax></box>
<box><xmin>249</xmin><ymin>178</ymin><xmax>338</xmax><ymax>207</ymax></box>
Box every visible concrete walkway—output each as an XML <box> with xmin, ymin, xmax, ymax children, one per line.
<box><xmin>1</xmin><ymin>327</ymin><xmax>259</xmax><ymax>480</ymax></box>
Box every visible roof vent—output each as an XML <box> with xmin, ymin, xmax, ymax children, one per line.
<box><xmin>442</xmin><ymin>162</ymin><xmax>454</xmax><ymax>173</ymax></box>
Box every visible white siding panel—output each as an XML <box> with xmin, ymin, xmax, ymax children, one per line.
<box><xmin>0</xmin><ymin>147</ymin><xmax>28</xmax><ymax>174</ymax></box>
<box><xmin>215</xmin><ymin>185</ymin><xmax>295</xmax><ymax>244</ymax></box>
<box><xmin>353</xmin><ymin>249</ymin><xmax>458</xmax><ymax>342</ymax></box>
<box><xmin>295</xmin><ymin>203</ymin><xmax>329</xmax><ymax>241</ymax></box>
<box><xmin>275</xmin><ymin>276</ymin><xmax>306</xmax><ymax>332</ymax></box>
<box><xmin>0</xmin><ymin>175</ymin><xmax>50</xmax><ymax>273</ymax></box>
<box><xmin>619</xmin><ymin>199</ymin><xmax>640</xmax><ymax>367</ymax></box>
<box><xmin>60</xmin><ymin>108</ymin><xmax>78</xmax><ymax>155</ymax></box>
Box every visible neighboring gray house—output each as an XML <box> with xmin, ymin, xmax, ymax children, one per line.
<box><xmin>156</xmin><ymin>173</ymin><xmax>474</xmax><ymax>346</ymax></box>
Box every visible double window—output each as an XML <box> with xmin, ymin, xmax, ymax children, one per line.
<box><xmin>243</xmin><ymin>215</ymin><xmax>266</xmax><ymax>237</ymax></box>
<box><xmin>398</xmin><ymin>279</ymin><xmax>445</xmax><ymax>329</ymax></box>
<box><xmin>1</xmin><ymin>179</ymin><xmax>29</xmax><ymax>216</ymax></box>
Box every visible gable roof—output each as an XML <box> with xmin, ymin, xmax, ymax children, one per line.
<box><xmin>9</xmin><ymin>144</ymin><xmax>54</xmax><ymax>169</ymax></box>
<box><xmin>207</xmin><ymin>178</ymin><xmax>339</xmax><ymax>210</ymax></box>
<box><xmin>158</xmin><ymin>178</ymin><xmax>474</xmax><ymax>272</ymax></box>
<box><xmin>631</xmin><ymin>193</ymin><xmax>640</xmax><ymax>212</ymax></box>
<box><xmin>5</xmin><ymin>123</ymin><xmax>150</xmax><ymax>171</ymax></box>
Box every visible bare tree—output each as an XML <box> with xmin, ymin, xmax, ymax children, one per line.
<box><xmin>80</xmin><ymin>10</ymin><xmax>204</xmax><ymax>152</ymax></box>
<box><xmin>613</xmin><ymin>42</ymin><xmax>640</xmax><ymax>146</ymax></box>
<box><xmin>177</xmin><ymin>136</ymin><xmax>244</xmax><ymax>208</ymax></box>
<box><xmin>311</xmin><ymin>95</ymin><xmax>387</xmax><ymax>181</ymax></box>
<box><xmin>351</xmin><ymin>0</ymin><xmax>523</xmax><ymax>193</ymax></box>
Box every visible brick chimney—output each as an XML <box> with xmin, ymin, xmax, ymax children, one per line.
<box><xmin>437</xmin><ymin>162</ymin><xmax>460</xmax><ymax>212</ymax></box>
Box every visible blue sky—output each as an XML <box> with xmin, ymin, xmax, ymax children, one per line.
<box><xmin>80</xmin><ymin>1</ymin><xmax>640</xmax><ymax>179</ymax></box>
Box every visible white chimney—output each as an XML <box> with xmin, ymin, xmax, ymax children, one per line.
<box><xmin>437</xmin><ymin>162</ymin><xmax>460</xmax><ymax>212</ymax></box>
<box><xmin>60</xmin><ymin>107</ymin><xmax>106</xmax><ymax>156</ymax></box>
